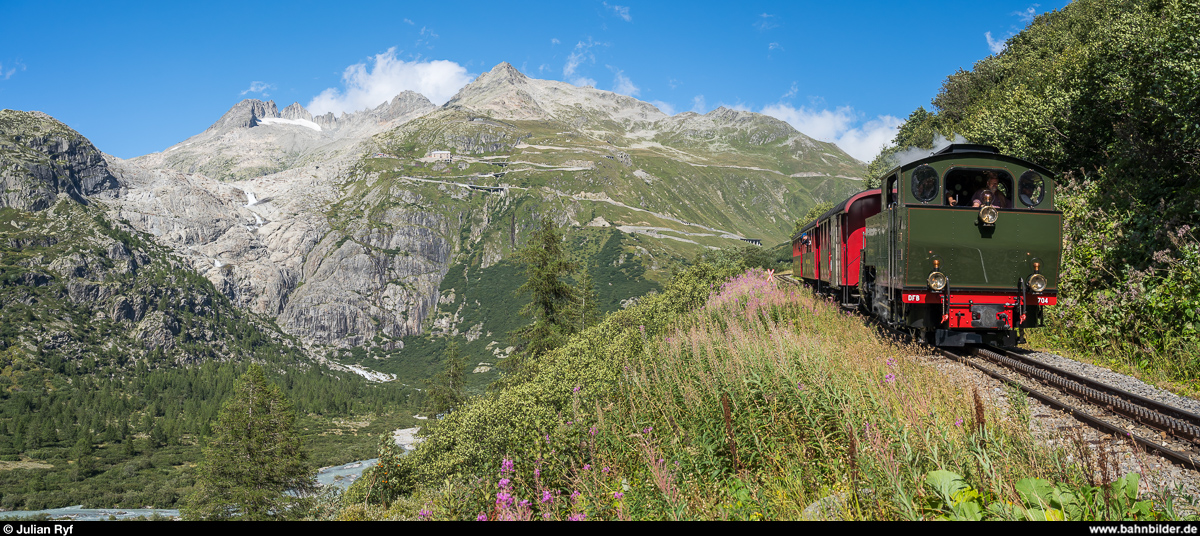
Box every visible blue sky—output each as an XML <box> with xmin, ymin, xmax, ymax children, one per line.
<box><xmin>0</xmin><ymin>1</ymin><xmax>1070</xmax><ymax>162</ymax></box>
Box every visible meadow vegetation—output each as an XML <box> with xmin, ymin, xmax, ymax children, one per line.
<box><xmin>334</xmin><ymin>255</ymin><xmax>1191</xmax><ymax>520</ymax></box>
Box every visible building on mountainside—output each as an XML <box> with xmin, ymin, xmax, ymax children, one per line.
<box><xmin>430</xmin><ymin>150</ymin><xmax>452</xmax><ymax>162</ymax></box>
<box><xmin>740</xmin><ymin>238</ymin><xmax>763</xmax><ymax>246</ymax></box>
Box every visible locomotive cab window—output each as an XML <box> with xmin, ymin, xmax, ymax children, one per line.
<box><xmin>911</xmin><ymin>165</ymin><xmax>939</xmax><ymax>203</ymax></box>
<box><xmin>1018</xmin><ymin>170</ymin><xmax>1045</xmax><ymax>207</ymax></box>
<box><xmin>944</xmin><ymin>168</ymin><xmax>1014</xmax><ymax>209</ymax></box>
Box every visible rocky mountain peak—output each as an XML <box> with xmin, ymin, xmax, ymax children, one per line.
<box><xmin>281</xmin><ymin>102</ymin><xmax>313</xmax><ymax>122</ymax></box>
<box><xmin>0</xmin><ymin>109</ymin><xmax>118</xmax><ymax>210</ymax></box>
<box><xmin>208</xmin><ymin>99</ymin><xmax>280</xmax><ymax>132</ymax></box>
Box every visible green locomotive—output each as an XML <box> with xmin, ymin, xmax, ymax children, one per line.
<box><xmin>793</xmin><ymin>144</ymin><xmax>1062</xmax><ymax>346</ymax></box>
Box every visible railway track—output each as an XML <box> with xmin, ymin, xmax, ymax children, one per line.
<box><xmin>778</xmin><ymin>272</ymin><xmax>1200</xmax><ymax>470</ymax></box>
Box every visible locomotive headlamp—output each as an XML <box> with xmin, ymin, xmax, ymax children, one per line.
<box><xmin>979</xmin><ymin>206</ymin><xmax>999</xmax><ymax>225</ymax></box>
<box><xmin>1028</xmin><ymin>273</ymin><xmax>1047</xmax><ymax>292</ymax></box>
<box><xmin>1033</xmin><ymin>261</ymin><xmax>1041</xmax><ymax>272</ymax></box>
<box><xmin>928</xmin><ymin>271</ymin><xmax>948</xmax><ymax>291</ymax></box>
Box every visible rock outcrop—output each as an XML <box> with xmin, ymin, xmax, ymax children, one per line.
<box><xmin>0</xmin><ymin>109</ymin><xmax>118</xmax><ymax>211</ymax></box>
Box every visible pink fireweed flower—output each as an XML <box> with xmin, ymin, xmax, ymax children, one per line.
<box><xmin>602</xmin><ymin>466</ymin><xmax>610</xmax><ymax>474</ymax></box>
<box><xmin>886</xmin><ymin>357</ymin><xmax>896</xmax><ymax>368</ymax></box>
<box><xmin>520</xmin><ymin>499</ymin><xmax>531</xmax><ymax>508</ymax></box>
<box><xmin>589</xmin><ymin>426</ymin><xmax>597</xmax><ymax>436</ymax></box>
<box><xmin>885</xmin><ymin>373</ymin><xmax>896</xmax><ymax>383</ymax></box>
<box><xmin>499</xmin><ymin>478</ymin><xmax>511</xmax><ymax>489</ymax></box>
<box><xmin>496</xmin><ymin>491</ymin><xmax>513</xmax><ymax>507</ymax></box>
<box><xmin>542</xmin><ymin>490</ymin><xmax>553</xmax><ymax>503</ymax></box>
<box><xmin>501</xmin><ymin>458</ymin><xmax>515</xmax><ymax>473</ymax></box>
<box><xmin>571</xmin><ymin>490</ymin><xmax>581</xmax><ymax>503</ymax></box>
<box><xmin>418</xmin><ymin>509</ymin><xmax>432</xmax><ymax>519</ymax></box>
<box><xmin>583</xmin><ymin>464</ymin><xmax>591</xmax><ymax>471</ymax></box>
<box><xmin>955</xmin><ymin>418</ymin><xmax>964</xmax><ymax>427</ymax></box>
<box><xmin>543</xmin><ymin>512</ymin><xmax>552</xmax><ymax>520</ymax></box>
<box><xmin>477</xmin><ymin>513</ymin><xmax>488</xmax><ymax>521</ymax></box>
<box><xmin>642</xmin><ymin>426</ymin><xmax>653</xmax><ymax>434</ymax></box>
<box><xmin>613</xmin><ymin>492</ymin><xmax>624</xmax><ymax>500</ymax></box>
<box><xmin>535</xmin><ymin>467</ymin><xmax>541</xmax><ymax>478</ymax></box>
<box><xmin>568</xmin><ymin>512</ymin><xmax>587</xmax><ymax>521</ymax></box>
<box><xmin>573</xmin><ymin>385</ymin><xmax>580</xmax><ymax>393</ymax></box>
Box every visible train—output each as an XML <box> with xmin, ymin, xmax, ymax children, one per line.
<box><xmin>792</xmin><ymin>144</ymin><xmax>1062</xmax><ymax>346</ymax></box>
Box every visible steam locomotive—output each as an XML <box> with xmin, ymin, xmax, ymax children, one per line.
<box><xmin>792</xmin><ymin>144</ymin><xmax>1062</xmax><ymax>346</ymax></box>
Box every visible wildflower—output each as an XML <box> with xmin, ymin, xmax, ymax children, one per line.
<box><xmin>477</xmin><ymin>513</ymin><xmax>488</xmax><ymax>521</ymax></box>
<box><xmin>535</xmin><ymin>467</ymin><xmax>541</xmax><ymax>478</ymax></box>
<box><xmin>496</xmin><ymin>491</ymin><xmax>513</xmax><ymax>507</ymax></box>
<box><xmin>571</xmin><ymin>490</ymin><xmax>581</xmax><ymax>503</ymax></box>
<box><xmin>568</xmin><ymin>512</ymin><xmax>587</xmax><ymax>521</ymax></box>
<box><xmin>886</xmin><ymin>357</ymin><xmax>896</xmax><ymax>368</ymax></box>
<box><xmin>955</xmin><ymin>418</ymin><xmax>964</xmax><ymax>427</ymax></box>
<box><xmin>602</xmin><ymin>466</ymin><xmax>611</xmax><ymax>474</ymax></box>
<box><xmin>543</xmin><ymin>512</ymin><xmax>552</xmax><ymax>520</ymax></box>
<box><xmin>639</xmin><ymin>325</ymin><xmax>645</xmax><ymax>334</ymax></box>
<box><xmin>643</xmin><ymin>426</ymin><xmax>653</xmax><ymax>434</ymax></box>
<box><xmin>502</xmin><ymin>457</ymin><xmax>515</xmax><ymax>473</ymax></box>
<box><xmin>418</xmin><ymin>509</ymin><xmax>432</xmax><ymax>519</ymax></box>
<box><xmin>589</xmin><ymin>426</ymin><xmax>597</xmax><ymax>436</ymax></box>
<box><xmin>573</xmin><ymin>385</ymin><xmax>581</xmax><ymax>393</ymax></box>
<box><xmin>885</xmin><ymin>373</ymin><xmax>896</xmax><ymax>383</ymax></box>
<box><xmin>583</xmin><ymin>464</ymin><xmax>591</xmax><ymax>470</ymax></box>
<box><xmin>614</xmin><ymin>491</ymin><xmax>625</xmax><ymax>500</ymax></box>
<box><xmin>520</xmin><ymin>499</ymin><xmax>531</xmax><ymax>508</ymax></box>
<box><xmin>542</xmin><ymin>490</ymin><xmax>553</xmax><ymax>503</ymax></box>
<box><xmin>796</xmin><ymin>382</ymin><xmax>806</xmax><ymax>390</ymax></box>
<box><xmin>545</xmin><ymin>434</ymin><xmax>551</xmax><ymax>444</ymax></box>
<box><xmin>499</xmin><ymin>478</ymin><xmax>511</xmax><ymax>489</ymax></box>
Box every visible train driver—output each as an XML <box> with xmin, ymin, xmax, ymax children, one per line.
<box><xmin>971</xmin><ymin>171</ymin><xmax>1011</xmax><ymax>208</ymax></box>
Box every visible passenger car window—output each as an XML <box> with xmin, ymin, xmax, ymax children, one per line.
<box><xmin>1018</xmin><ymin>170</ymin><xmax>1045</xmax><ymax>207</ymax></box>
<box><xmin>911</xmin><ymin>165</ymin><xmax>939</xmax><ymax>203</ymax></box>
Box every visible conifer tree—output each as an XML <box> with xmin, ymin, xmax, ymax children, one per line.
<box><xmin>506</xmin><ymin>219</ymin><xmax>578</xmax><ymax>376</ymax></box>
<box><xmin>424</xmin><ymin>342</ymin><xmax>467</xmax><ymax>416</ymax></box>
<box><xmin>182</xmin><ymin>364</ymin><xmax>313</xmax><ymax>520</ymax></box>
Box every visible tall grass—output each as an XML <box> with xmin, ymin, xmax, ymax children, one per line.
<box><xmin>353</xmin><ymin>268</ymin><xmax>1185</xmax><ymax>520</ymax></box>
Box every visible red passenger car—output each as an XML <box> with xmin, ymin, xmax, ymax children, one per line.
<box><xmin>792</xmin><ymin>189</ymin><xmax>882</xmax><ymax>306</ymax></box>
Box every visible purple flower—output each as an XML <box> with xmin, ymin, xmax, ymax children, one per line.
<box><xmin>535</xmin><ymin>467</ymin><xmax>541</xmax><ymax>478</ymax></box>
<box><xmin>886</xmin><ymin>357</ymin><xmax>896</xmax><ymax>368</ymax></box>
<box><xmin>496</xmin><ymin>491</ymin><xmax>513</xmax><ymax>507</ymax></box>
<box><xmin>477</xmin><ymin>513</ymin><xmax>488</xmax><ymax>521</ymax></box>
<box><xmin>639</xmin><ymin>325</ymin><xmax>645</xmax><ymax>334</ymax></box>
<box><xmin>589</xmin><ymin>426</ymin><xmax>597</xmax><ymax>436</ymax></box>
<box><xmin>501</xmin><ymin>457</ymin><xmax>515</xmax><ymax>473</ymax></box>
<box><xmin>573</xmin><ymin>385</ymin><xmax>581</xmax><ymax>393</ymax></box>
<box><xmin>568</xmin><ymin>512</ymin><xmax>587</xmax><ymax>521</ymax></box>
<box><xmin>955</xmin><ymin>418</ymin><xmax>964</xmax><ymax>427</ymax></box>
<box><xmin>520</xmin><ymin>499</ymin><xmax>531</xmax><ymax>508</ymax></box>
<box><xmin>613</xmin><ymin>491</ymin><xmax>624</xmax><ymax>500</ymax></box>
<box><xmin>542</xmin><ymin>490</ymin><xmax>553</xmax><ymax>503</ymax></box>
<box><xmin>583</xmin><ymin>464</ymin><xmax>591</xmax><ymax>471</ymax></box>
<box><xmin>418</xmin><ymin>509</ymin><xmax>432</xmax><ymax>519</ymax></box>
<box><xmin>499</xmin><ymin>478</ymin><xmax>511</xmax><ymax>489</ymax></box>
<box><xmin>642</xmin><ymin>426</ymin><xmax>653</xmax><ymax>434</ymax></box>
<box><xmin>885</xmin><ymin>373</ymin><xmax>896</xmax><ymax>383</ymax></box>
<box><xmin>602</xmin><ymin>466</ymin><xmax>610</xmax><ymax>474</ymax></box>
<box><xmin>543</xmin><ymin>512</ymin><xmax>552</xmax><ymax>520</ymax></box>
<box><xmin>571</xmin><ymin>490</ymin><xmax>581</xmax><ymax>503</ymax></box>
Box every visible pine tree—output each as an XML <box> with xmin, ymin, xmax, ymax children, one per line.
<box><xmin>182</xmin><ymin>364</ymin><xmax>313</xmax><ymax>520</ymax></box>
<box><xmin>506</xmin><ymin>219</ymin><xmax>578</xmax><ymax>376</ymax></box>
<box><xmin>424</xmin><ymin>342</ymin><xmax>467</xmax><ymax>417</ymax></box>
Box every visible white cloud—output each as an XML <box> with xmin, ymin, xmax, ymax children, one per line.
<box><xmin>692</xmin><ymin>95</ymin><xmax>706</xmax><ymax>113</ymax></box>
<box><xmin>768</xmin><ymin>42</ymin><xmax>783</xmax><ymax>52</ymax></box>
<box><xmin>650</xmin><ymin>100</ymin><xmax>676</xmax><ymax>115</ymax></box>
<box><xmin>985</xmin><ymin>31</ymin><xmax>1007</xmax><ymax>54</ymax></box>
<box><xmin>759</xmin><ymin>103</ymin><xmax>901</xmax><ymax>162</ymax></box>
<box><xmin>603</xmin><ymin>2</ymin><xmax>631</xmax><ymax>21</ymax></box>
<box><xmin>754</xmin><ymin>13</ymin><xmax>779</xmax><ymax>31</ymax></box>
<box><xmin>1</xmin><ymin>61</ymin><xmax>26</xmax><ymax>81</ymax></box>
<box><xmin>551</xmin><ymin>38</ymin><xmax>560</xmax><ymax>45</ymax></box>
<box><xmin>1015</xmin><ymin>5</ymin><xmax>1039</xmax><ymax>23</ymax></box>
<box><xmin>240</xmin><ymin>81</ymin><xmax>275</xmax><ymax>96</ymax></box>
<box><xmin>667</xmin><ymin>77</ymin><xmax>680</xmax><ymax>90</ymax></box>
<box><xmin>564</xmin><ymin>39</ymin><xmax>603</xmax><ymax>86</ymax></box>
<box><xmin>403</xmin><ymin>18</ymin><xmax>415</xmax><ymax>25</ymax></box>
<box><xmin>609</xmin><ymin>67</ymin><xmax>639</xmax><ymax>97</ymax></box>
<box><xmin>307</xmin><ymin>48</ymin><xmax>474</xmax><ymax>115</ymax></box>
<box><xmin>781</xmin><ymin>81</ymin><xmax>798</xmax><ymax>99</ymax></box>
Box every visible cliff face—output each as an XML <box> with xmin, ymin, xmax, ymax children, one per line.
<box><xmin>0</xmin><ymin>110</ymin><xmax>118</xmax><ymax>211</ymax></box>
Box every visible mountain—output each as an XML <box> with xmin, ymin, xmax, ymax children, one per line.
<box><xmin>7</xmin><ymin>62</ymin><xmax>867</xmax><ymax>382</ymax></box>
<box><xmin>131</xmin><ymin>92</ymin><xmax>437</xmax><ymax>181</ymax></box>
